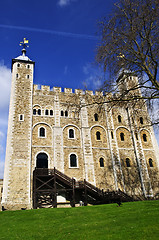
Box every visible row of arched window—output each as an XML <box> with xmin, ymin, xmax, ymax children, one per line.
<box><xmin>17</xmin><ymin>63</ymin><xmax>30</xmax><ymax>69</ymax></box>
<box><xmin>38</xmin><ymin>127</ymin><xmax>102</xmax><ymax>141</ymax></box>
<box><xmin>36</xmin><ymin>152</ymin><xmax>154</xmax><ymax>170</ymax></box>
<box><xmin>33</xmin><ymin>109</ymin><xmax>68</xmax><ymax>117</ymax></box>
<box><xmin>16</xmin><ymin>73</ymin><xmax>30</xmax><ymax>79</ymax></box>
<box><xmin>36</xmin><ymin>153</ymin><xmax>105</xmax><ymax>169</ymax></box>
<box><xmin>33</xmin><ymin>109</ymin><xmax>53</xmax><ymax>116</ymax></box>
<box><xmin>117</xmin><ymin>115</ymin><xmax>145</xmax><ymax>125</ymax></box>
<box><xmin>119</xmin><ymin>132</ymin><xmax>148</xmax><ymax>142</ymax></box>
<box><xmin>38</xmin><ymin>126</ymin><xmax>149</xmax><ymax>144</ymax></box>
<box><xmin>125</xmin><ymin>158</ymin><xmax>154</xmax><ymax>168</ymax></box>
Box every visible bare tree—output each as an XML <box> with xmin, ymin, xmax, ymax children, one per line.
<box><xmin>96</xmin><ymin>0</ymin><xmax>159</xmax><ymax>93</ymax></box>
<box><xmin>95</xmin><ymin>0</ymin><xmax>159</xmax><ymax>125</ymax></box>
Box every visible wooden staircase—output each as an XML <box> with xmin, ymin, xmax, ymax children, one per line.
<box><xmin>33</xmin><ymin>168</ymin><xmax>134</xmax><ymax>209</ymax></box>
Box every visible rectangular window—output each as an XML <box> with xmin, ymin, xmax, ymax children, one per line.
<box><xmin>19</xmin><ymin>114</ymin><xmax>24</xmax><ymax>121</ymax></box>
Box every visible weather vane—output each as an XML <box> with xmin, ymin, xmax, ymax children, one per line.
<box><xmin>19</xmin><ymin>38</ymin><xmax>29</xmax><ymax>50</ymax></box>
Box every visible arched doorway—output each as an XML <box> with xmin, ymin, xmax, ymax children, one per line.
<box><xmin>36</xmin><ymin>153</ymin><xmax>48</xmax><ymax>168</ymax></box>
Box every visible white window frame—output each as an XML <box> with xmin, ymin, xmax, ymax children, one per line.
<box><xmin>68</xmin><ymin>128</ymin><xmax>75</xmax><ymax>139</ymax></box>
<box><xmin>19</xmin><ymin>114</ymin><xmax>24</xmax><ymax>122</ymax></box>
<box><xmin>38</xmin><ymin>126</ymin><xmax>46</xmax><ymax>138</ymax></box>
<box><xmin>69</xmin><ymin>153</ymin><xmax>79</xmax><ymax>168</ymax></box>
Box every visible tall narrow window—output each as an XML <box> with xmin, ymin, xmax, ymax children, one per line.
<box><xmin>126</xmin><ymin>158</ymin><xmax>131</xmax><ymax>167</ymax></box>
<box><xmin>96</xmin><ymin>131</ymin><xmax>101</xmax><ymax>140</ymax></box>
<box><xmin>50</xmin><ymin>110</ymin><xmax>53</xmax><ymax>116</ymax></box>
<box><xmin>38</xmin><ymin>109</ymin><xmax>41</xmax><ymax>115</ymax></box>
<box><xmin>70</xmin><ymin>154</ymin><xmax>77</xmax><ymax>167</ymax></box>
<box><xmin>111</xmin><ymin>131</ymin><xmax>114</xmax><ymax>139</ymax></box>
<box><xmin>135</xmin><ymin>132</ymin><xmax>138</xmax><ymax>140</ymax></box>
<box><xmin>27</xmin><ymin>65</ymin><xmax>30</xmax><ymax>69</ymax></box>
<box><xmin>140</xmin><ymin>117</ymin><xmax>143</xmax><ymax>124</ymax></box>
<box><xmin>149</xmin><ymin>158</ymin><xmax>153</xmax><ymax>167</ymax></box>
<box><xmin>27</xmin><ymin>75</ymin><xmax>29</xmax><ymax>79</ymax></box>
<box><xmin>33</xmin><ymin>109</ymin><xmax>36</xmax><ymax>115</ymax></box>
<box><xmin>143</xmin><ymin>134</ymin><xmax>147</xmax><ymax>142</ymax></box>
<box><xmin>45</xmin><ymin>109</ymin><xmax>49</xmax><ymax>115</ymax></box>
<box><xmin>17</xmin><ymin>63</ymin><xmax>20</xmax><ymax>67</ymax></box>
<box><xmin>94</xmin><ymin>113</ymin><xmax>98</xmax><ymax>121</ymax></box>
<box><xmin>65</xmin><ymin>110</ymin><xmax>68</xmax><ymax>117</ymax></box>
<box><xmin>118</xmin><ymin>115</ymin><xmax>121</xmax><ymax>123</ymax></box>
<box><xmin>39</xmin><ymin>127</ymin><xmax>45</xmax><ymax>137</ymax></box>
<box><xmin>99</xmin><ymin>158</ymin><xmax>104</xmax><ymax>167</ymax></box>
<box><xmin>16</xmin><ymin>73</ymin><xmax>19</xmax><ymax>78</ymax></box>
<box><xmin>61</xmin><ymin>110</ymin><xmax>64</xmax><ymax>116</ymax></box>
<box><xmin>19</xmin><ymin>114</ymin><xmax>24</xmax><ymax>121</ymax></box>
<box><xmin>120</xmin><ymin>132</ymin><xmax>124</xmax><ymax>141</ymax></box>
<box><xmin>69</xmin><ymin>129</ymin><xmax>74</xmax><ymax>138</ymax></box>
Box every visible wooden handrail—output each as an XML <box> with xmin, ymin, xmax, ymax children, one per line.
<box><xmin>34</xmin><ymin>168</ymin><xmax>133</xmax><ymax>202</ymax></box>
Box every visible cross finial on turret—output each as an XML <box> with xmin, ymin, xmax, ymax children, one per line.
<box><xmin>19</xmin><ymin>38</ymin><xmax>29</xmax><ymax>56</ymax></box>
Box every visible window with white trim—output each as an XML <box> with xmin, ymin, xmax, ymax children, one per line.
<box><xmin>99</xmin><ymin>157</ymin><xmax>104</xmax><ymax>167</ymax></box>
<box><xmin>69</xmin><ymin>129</ymin><xmax>74</xmax><ymax>139</ymax></box>
<box><xmin>19</xmin><ymin>114</ymin><xmax>24</xmax><ymax>121</ymax></box>
<box><xmin>70</xmin><ymin>154</ymin><xmax>77</xmax><ymax>168</ymax></box>
<box><xmin>39</xmin><ymin>127</ymin><xmax>45</xmax><ymax>137</ymax></box>
<box><xmin>96</xmin><ymin>131</ymin><xmax>101</xmax><ymax>140</ymax></box>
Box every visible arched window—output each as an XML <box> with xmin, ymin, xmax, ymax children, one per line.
<box><xmin>17</xmin><ymin>63</ymin><xmax>20</xmax><ymax>67</ymax></box>
<box><xmin>69</xmin><ymin>129</ymin><xmax>74</xmax><ymax>138</ymax></box>
<box><xmin>120</xmin><ymin>132</ymin><xmax>124</xmax><ymax>141</ymax></box>
<box><xmin>126</xmin><ymin>158</ymin><xmax>131</xmax><ymax>167</ymax></box>
<box><xmin>61</xmin><ymin>110</ymin><xmax>64</xmax><ymax>116</ymax></box>
<box><xmin>39</xmin><ymin>127</ymin><xmax>45</xmax><ymax>137</ymax></box>
<box><xmin>45</xmin><ymin>109</ymin><xmax>49</xmax><ymax>115</ymax></box>
<box><xmin>140</xmin><ymin>117</ymin><xmax>143</xmax><ymax>124</ymax></box>
<box><xmin>33</xmin><ymin>109</ymin><xmax>36</xmax><ymax>115</ymax></box>
<box><xmin>65</xmin><ymin>111</ymin><xmax>68</xmax><ymax>117</ymax></box>
<box><xmin>118</xmin><ymin>115</ymin><xmax>121</xmax><ymax>123</ymax></box>
<box><xmin>50</xmin><ymin>110</ymin><xmax>53</xmax><ymax>116</ymax></box>
<box><xmin>111</xmin><ymin>131</ymin><xmax>114</xmax><ymax>139</ymax></box>
<box><xmin>38</xmin><ymin>109</ymin><xmax>41</xmax><ymax>115</ymax></box>
<box><xmin>99</xmin><ymin>158</ymin><xmax>104</xmax><ymax>167</ymax></box>
<box><xmin>149</xmin><ymin>158</ymin><xmax>153</xmax><ymax>167</ymax></box>
<box><xmin>70</xmin><ymin>154</ymin><xmax>77</xmax><ymax>167</ymax></box>
<box><xmin>143</xmin><ymin>134</ymin><xmax>147</xmax><ymax>142</ymax></box>
<box><xmin>36</xmin><ymin>153</ymin><xmax>48</xmax><ymax>168</ymax></box>
<box><xmin>96</xmin><ymin>131</ymin><xmax>101</xmax><ymax>140</ymax></box>
<box><xmin>94</xmin><ymin>113</ymin><xmax>98</xmax><ymax>121</ymax></box>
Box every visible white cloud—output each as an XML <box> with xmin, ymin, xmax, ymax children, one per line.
<box><xmin>82</xmin><ymin>63</ymin><xmax>104</xmax><ymax>90</ymax></box>
<box><xmin>57</xmin><ymin>0</ymin><xmax>77</xmax><ymax>7</ymax></box>
<box><xmin>0</xmin><ymin>161</ymin><xmax>4</xmax><ymax>179</ymax></box>
<box><xmin>0</xmin><ymin>63</ymin><xmax>11</xmax><ymax>179</ymax></box>
<box><xmin>0</xmin><ymin>63</ymin><xmax>11</xmax><ymax>110</ymax></box>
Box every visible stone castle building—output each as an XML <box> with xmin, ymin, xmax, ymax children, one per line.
<box><xmin>1</xmin><ymin>42</ymin><xmax>159</xmax><ymax>210</ymax></box>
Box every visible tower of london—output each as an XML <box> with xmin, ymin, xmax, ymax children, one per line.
<box><xmin>1</xmin><ymin>41</ymin><xmax>159</xmax><ymax>210</ymax></box>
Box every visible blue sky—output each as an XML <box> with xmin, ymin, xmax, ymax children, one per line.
<box><xmin>0</xmin><ymin>0</ymin><xmax>117</xmax><ymax>178</ymax></box>
<box><xmin>0</xmin><ymin>0</ymin><xmax>158</xmax><ymax>178</ymax></box>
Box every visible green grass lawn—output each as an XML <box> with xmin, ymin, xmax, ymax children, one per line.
<box><xmin>0</xmin><ymin>200</ymin><xmax>159</xmax><ymax>240</ymax></box>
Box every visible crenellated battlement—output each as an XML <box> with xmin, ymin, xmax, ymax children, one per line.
<box><xmin>33</xmin><ymin>84</ymin><xmax>104</xmax><ymax>96</ymax></box>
